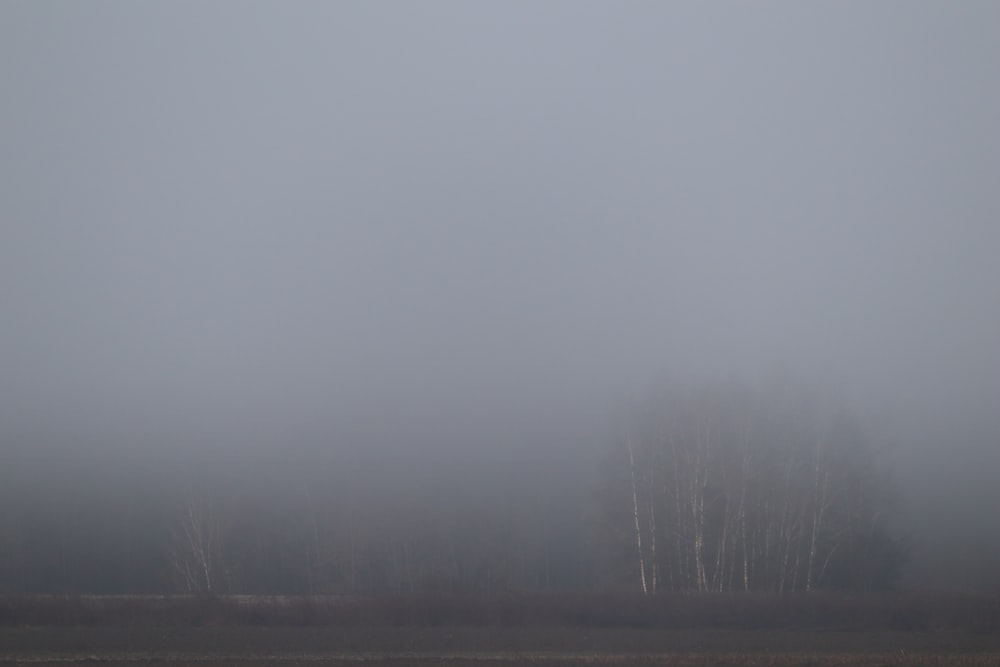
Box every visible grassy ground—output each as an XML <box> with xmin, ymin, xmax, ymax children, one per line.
<box><xmin>2</xmin><ymin>627</ymin><xmax>999</xmax><ymax>666</ymax></box>
<box><xmin>6</xmin><ymin>659</ymin><xmax>1000</xmax><ymax>667</ymax></box>
<box><xmin>2</xmin><ymin>594</ymin><xmax>998</xmax><ymax>665</ymax></box>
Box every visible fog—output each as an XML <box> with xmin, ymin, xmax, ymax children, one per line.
<box><xmin>1</xmin><ymin>2</ymin><xmax>998</xmax><ymax>592</ymax></box>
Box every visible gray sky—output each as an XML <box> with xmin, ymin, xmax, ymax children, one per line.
<box><xmin>2</xmin><ymin>0</ymin><xmax>998</xmax><ymax>505</ymax></box>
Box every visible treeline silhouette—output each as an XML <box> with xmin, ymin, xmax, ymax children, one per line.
<box><xmin>0</xmin><ymin>381</ymin><xmax>906</xmax><ymax>596</ymax></box>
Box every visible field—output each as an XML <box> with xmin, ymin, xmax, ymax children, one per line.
<box><xmin>2</xmin><ymin>593</ymin><xmax>999</xmax><ymax>666</ymax></box>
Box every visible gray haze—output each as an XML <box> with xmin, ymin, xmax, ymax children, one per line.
<box><xmin>2</xmin><ymin>2</ymin><xmax>999</xmax><ymax>589</ymax></box>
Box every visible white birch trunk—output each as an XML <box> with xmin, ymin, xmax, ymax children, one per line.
<box><xmin>625</xmin><ymin>426</ymin><xmax>649</xmax><ymax>595</ymax></box>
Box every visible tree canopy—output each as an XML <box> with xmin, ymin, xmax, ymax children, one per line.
<box><xmin>595</xmin><ymin>380</ymin><xmax>908</xmax><ymax>593</ymax></box>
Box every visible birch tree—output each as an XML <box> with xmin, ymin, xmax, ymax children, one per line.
<box><xmin>170</xmin><ymin>494</ymin><xmax>225</xmax><ymax>594</ymax></box>
<box><xmin>597</xmin><ymin>379</ymin><xmax>906</xmax><ymax>593</ymax></box>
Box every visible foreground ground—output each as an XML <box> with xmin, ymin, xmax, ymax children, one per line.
<box><xmin>3</xmin><ymin>593</ymin><xmax>999</xmax><ymax>665</ymax></box>
<box><xmin>3</xmin><ymin>626</ymin><xmax>1000</xmax><ymax>666</ymax></box>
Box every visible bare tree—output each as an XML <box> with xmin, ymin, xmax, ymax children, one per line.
<box><xmin>597</xmin><ymin>379</ymin><xmax>906</xmax><ymax>593</ymax></box>
<box><xmin>169</xmin><ymin>494</ymin><xmax>224</xmax><ymax>594</ymax></box>
<box><xmin>625</xmin><ymin>423</ymin><xmax>649</xmax><ymax>594</ymax></box>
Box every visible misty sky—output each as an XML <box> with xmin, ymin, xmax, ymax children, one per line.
<box><xmin>2</xmin><ymin>0</ymin><xmax>999</xmax><ymax>537</ymax></box>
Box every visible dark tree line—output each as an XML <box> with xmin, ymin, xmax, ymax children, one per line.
<box><xmin>595</xmin><ymin>380</ymin><xmax>908</xmax><ymax>593</ymax></box>
<box><xmin>0</xmin><ymin>445</ymin><xmax>587</xmax><ymax>595</ymax></box>
<box><xmin>161</xmin><ymin>476</ymin><xmax>580</xmax><ymax>596</ymax></box>
<box><xmin>0</xmin><ymin>380</ymin><xmax>906</xmax><ymax>595</ymax></box>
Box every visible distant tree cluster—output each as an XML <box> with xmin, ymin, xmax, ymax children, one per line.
<box><xmin>0</xmin><ymin>447</ymin><xmax>585</xmax><ymax>595</ymax></box>
<box><xmin>595</xmin><ymin>380</ymin><xmax>908</xmax><ymax>593</ymax></box>
<box><xmin>162</xmin><ymin>477</ymin><xmax>579</xmax><ymax>596</ymax></box>
<box><xmin>0</xmin><ymin>380</ymin><xmax>906</xmax><ymax>596</ymax></box>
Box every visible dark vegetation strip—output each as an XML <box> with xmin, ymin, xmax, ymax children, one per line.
<box><xmin>5</xmin><ymin>655</ymin><xmax>1000</xmax><ymax>667</ymax></box>
<box><xmin>5</xmin><ymin>626</ymin><xmax>1000</xmax><ymax>658</ymax></box>
<box><xmin>0</xmin><ymin>592</ymin><xmax>998</xmax><ymax>632</ymax></box>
